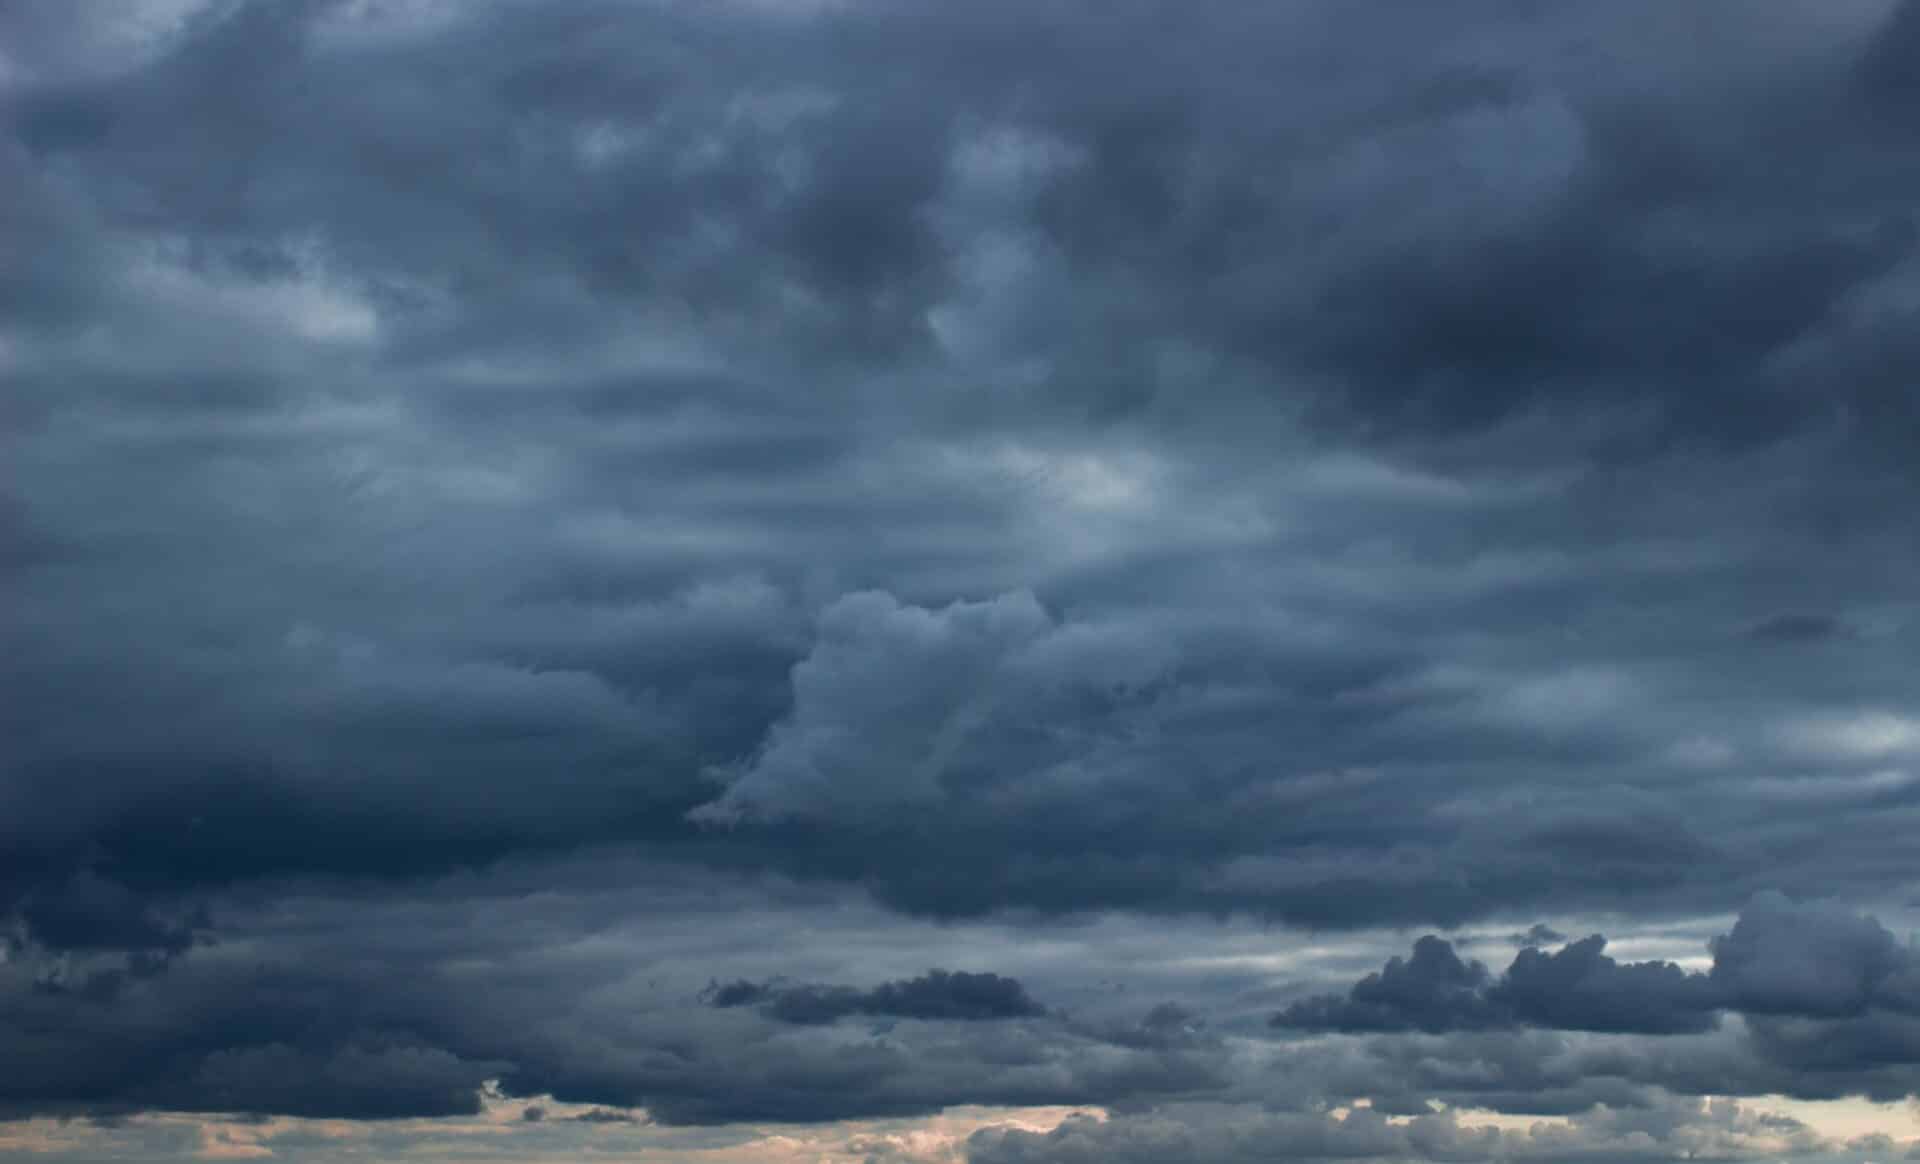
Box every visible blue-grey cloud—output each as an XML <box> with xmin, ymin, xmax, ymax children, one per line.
<box><xmin>703</xmin><ymin>968</ymin><xmax>1046</xmax><ymax>1024</ymax></box>
<box><xmin>7</xmin><ymin>0</ymin><xmax>1920</xmax><ymax>1136</ymax></box>
<box><xmin>1275</xmin><ymin>896</ymin><xmax>1920</xmax><ymax>1038</ymax></box>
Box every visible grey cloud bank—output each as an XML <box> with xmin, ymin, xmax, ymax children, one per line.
<box><xmin>6</xmin><ymin>0</ymin><xmax>1920</xmax><ymax>1155</ymax></box>
<box><xmin>1272</xmin><ymin>894</ymin><xmax>1920</xmax><ymax>1037</ymax></box>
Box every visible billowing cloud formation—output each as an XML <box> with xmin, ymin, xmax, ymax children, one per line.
<box><xmin>1496</xmin><ymin>937</ymin><xmax>1722</xmax><ymax>1035</ymax></box>
<box><xmin>11</xmin><ymin>0</ymin><xmax>1920</xmax><ymax>938</ymax></box>
<box><xmin>1274</xmin><ymin>936</ymin><xmax>1506</xmax><ymax>1034</ymax></box>
<box><xmin>692</xmin><ymin>590</ymin><xmax>1121</xmax><ymax>822</ymax></box>
<box><xmin>1710</xmin><ymin>893</ymin><xmax>1920</xmax><ymax>1018</ymax></box>
<box><xmin>1274</xmin><ymin>895</ymin><xmax>1920</xmax><ymax>1037</ymax></box>
<box><xmin>6</xmin><ymin>0</ymin><xmax>1920</xmax><ymax>1149</ymax></box>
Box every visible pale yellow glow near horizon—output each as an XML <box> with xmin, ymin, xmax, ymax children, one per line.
<box><xmin>1442</xmin><ymin>1095</ymin><xmax>1919</xmax><ymax>1152</ymax></box>
<box><xmin>0</xmin><ymin>1100</ymin><xmax>1101</xmax><ymax>1163</ymax></box>
<box><xmin>3</xmin><ymin>1095</ymin><xmax>1913</xmax><ymax>1164</ymax></box>
<box><xmin>1753</xmin><ymin>1095</ymin><xmax>1920</xmax><ymax>1143</ymax></box>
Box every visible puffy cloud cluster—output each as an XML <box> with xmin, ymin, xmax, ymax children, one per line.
<box><xmin>1275</xmin><ymin>894</ymin><xmax>1920</xmax><ymax>1037</ymax></box>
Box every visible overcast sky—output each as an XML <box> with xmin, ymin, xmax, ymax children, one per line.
<box><xmin>7</xmin><ymin>1</ymin><xmax>1920</xmax><ymax>1160</ymax></box>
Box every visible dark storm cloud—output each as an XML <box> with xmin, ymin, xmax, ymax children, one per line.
<box><xmin>1495</xmin><ymin>937</ymin><xmax>1723</xmax><ymax>1035</ymax></box>
<box><xmin>14</xmin><ymin>872</ymin><xmax>207</xmax><ymax>959</ymax></box>
<box><xmin>1271</xmin><ymin>936</ymin><xmax>1505</xmax><ymax>1034</ymax></box>
<box><xmin>0</xmin><ymin>954</ymin><xmax>504</xmax><ymax>1121</ymax></box>
<box><xmin>703</xmin><ymin>968</ymin><xmax>1046</xmax><ymax>1025</ymax></box>
<box><xmin>10</xmin><ymin>0</ymin><xmax>1920</xmax><ymax>937</ymax></box>
<box><xmin>1709</xmin><ymin>893</ymin><xmax>1920</xmax><ymax>1018</ymax></box>
<box><xmin>0</xmin><ymin>878</ymin><xmax>1237</xmax><ymax>1125</ymax></box>
<box><xmin>8</xmin><ymin>0</ymin><xmax>1920</xmax><ymax>1135</ymax></box>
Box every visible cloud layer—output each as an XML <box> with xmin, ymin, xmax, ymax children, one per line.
<box><xmin>7</xmin><ymin>0</ymin><xmax>1920</xmax><ymax>1156</ymax></box>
